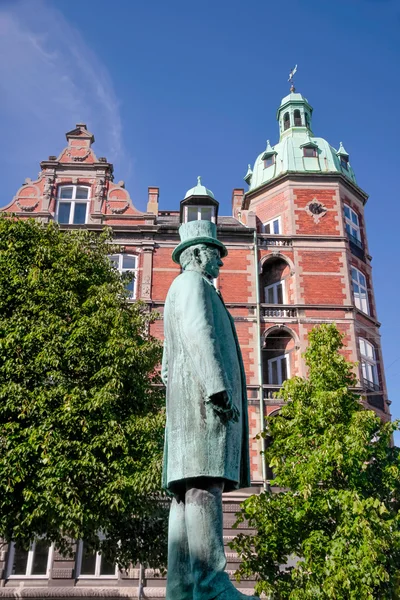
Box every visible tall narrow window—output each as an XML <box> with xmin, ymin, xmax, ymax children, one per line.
<box><xmin>268</xmin><ymin>354</ymin><xmax>290</xmax><ymax>385</ymax></box>
<box><xmin>283</xmin><ymin>112</ymin><xmax>290</xmax><ymax>130</ymax></box>
<box><xmin>351</xmin><ymin>266</ymin><xmax>369</xmax><ymax>314</ymax></box>
<box><xmin>293</xmin><ymin>109</ymin><xmax>302</xmax><ymax>126</ymax></box>
<box><xmin>340</xmin><ymin>156</ymin><xmax>349</xmax><ymax>170</ymax></box>
<box><xmin>262</xmin><ymin>217</ymin><xmax>281</xmax><ymax>234</ymax></box>
<box><xmin>265</xmin><ymin>280</ymin><xmax>285</xmax><ymax>304</ymax></box>
<box><xmin>109</xmin><ymin>254</ymin><xmax>138</xmax><ymax>299</ymax></box>
<box><xmin>344</xmin><ymin>204</ymin><xmax>361</xmax><ymax>243</ymax></box>
<box><xmin>56</xmin><ymin>185</ymin><xmax>90</xmax><ymax>224</ymax></box>
<box><xmin>76</xmin><ymin>542</ymin><xmax>117</xmax><ymax>578</ymax></box>
<box><xmin>305</xmin><ymin>113</ymin><xmax>310</xmax><ymax>128</ymax></box>
<box><xmin>359</xmin><ymin>338</ymin><xmax>379</xmax><ymax>390</ymax></box>
<box><xmin>7</xmin><ymin>542</ymin><xmax>52</xmax><ymax>577</ymax></box>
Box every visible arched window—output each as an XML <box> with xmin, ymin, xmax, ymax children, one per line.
<box><xmin>293</xmin><ymin>109</ymin><xmax>302</xmax><ymax>126</ymax></box>
<box><xmin>283</xmin><ymin>112</ymin><xmax>290</xmax><ymax>130</ymax></box>
<box><xmin>262</xmin><ymin>328</ymin><xmax>295</xmax><ymax>386</ymax></box>
<box><xmin>359</xmin><ymin>338</ymin><xmax>379</xmax><ymax>391</ymax></box>
<box><xmin>305</xmin><ymin>113</ymin><xmax>310</xmax><ymax>128</ymax></box>
<box><xmin>351</xmin><ymin>266</ymin><xmax>369</xmax><ymax>314</ymax></box>
<box><xmin>56</xmin><ymin>185</ymin><xmax>90</xmax><ymax>224</ymax></box>
<box><xmin>262</xmin><ymin>257</ymin><xmax>289</xmax><ymax>304</ymax></box>
<box><xmin>109</xmin><ymin>254</ymin><xmax>138</xmax><ymax>299</ymax></box>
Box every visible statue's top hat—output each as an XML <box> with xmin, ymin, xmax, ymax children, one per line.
<box><xmin>172</xmin><ymin>220</ymin><xmax>228</xmax><ymax>264</ymax></box>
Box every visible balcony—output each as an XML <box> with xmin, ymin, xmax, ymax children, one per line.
<box><xmin>261</xmin><ymin>305</ymin><xmax>297</xmax><ymax>319</ymax></box>
<box><xmin>263</xmin><ymin>384</ymin><xmax>284</xmax><ymax>401</ymax></box>
<box><xmin>362</xmin><ymin>377</ymin><xmax>380</xmax><ymax>393</ymax></box>
<box><xmin>347</xmin><ymin>233</ymin><xmax>365</xmax><ymax>261</ymax></box>
<box><xmin>258</xmin><ymin>235</ymin><xmax>293</xmax><ymax>247</ymax></box>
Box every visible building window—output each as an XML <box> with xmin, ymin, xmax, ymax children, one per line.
<box><xmin>293</xmin><ymin>109</ymin><xmax>302</xmax><ymax>126</ymax></box>
<box><xmin>264</xmin><ymin>156</ymin><xmax>275</xmax><ymax>168</ymax></box>
<box><xmin>186</xmin><ymin>206</ymin><xmax>215</xmax><ymax>222</ymax></box>
<box><xmin>109</xmin><ymin>254</ymin><xmax>137</xmax><ymax>299</ymax></box>
<box><xmin>268</xmin><ymin>354</ymin><xmax>290</xmax><ymax>385</ymax></box>
<box><xmin>56</xmin><ymin>185</ymin><xmax>90</xmax><ymax>224</ymax></box>
<box><xmin>351</xmin><ymin>266</ymin><xmax>369</xmax><ymax>314</ymax></box>
<box><xmin>76</xmin><ymin>542</ymin><xmax>117</xmax><ymax>578</ymax></box>
<box><xmin>344</xmin><ymin>204</ymin><xmax>361</xmax><ymax>243</ymax></box>
<box><xmin>340</xmin><ymin>157</ymin><xmax>349</xmax><ymax>170</ymax></box>
<box><xmin>262</xmin><ymin>217</ymin><xmax>281</xmax><ymax>234</ymax></box>
<box><xmin>303</xmin><ymin>147</ymin><xmax>317</xmax><ymax>158</ymax></box>
<box><xmin>305</xmin><ymin>113</ymin><xmax>310</xmax><ymax>128</ymax></box>
<box><xmin>283</xmin><ymin>112</ymin><xmax>290</xmax><ymax>130</ymax></box>
<box><xmin>265</xmin><ymin>280</ymin><xmax>285</xmax><ymax>304</ymax></box>
<box><xmin>359</xmin><ymin>338</ymin><xmax>379</xmax><ymax>390</ymax></box>
<box><xmin>7</xmin><ymin>541</ymin><xmax>52</xmax><ymax>578</ymax></box>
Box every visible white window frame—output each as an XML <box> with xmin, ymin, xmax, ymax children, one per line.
<box><xmin>109</xmin><ymin>253</ymin><xmax>138</xmax><ymax>300</ymax></box>
<box><xmin>185</xmin><ymin>205</ymin><xmax>216</xmax><ymax>223</ymax></box>
<box><xmin>6</xmin><ymin>541</ymin><xmax>53</xmax><ymax>579</ymax></box>
<box><xmin>359</xmin><ymin>338</ymin><xmax>379</xmax><ymax>387</ymax></box>
<box><xmin>264</xmin><ymin>279</ymin><xmax>285</xmax><ymax>304</ymax></box>
<box><xmin>344</xmin><ymin>204</ymin><xmax>361</xmax><ymax>242</ymax></box>
<box><xmin>56</xmin><ymin>185</ymin><xmax>90</xmax><ymax>225</ymax></box>
<box><xmin>75</xmin><ymin>541</ymin><xmax>118</xmax><ymax>579</ymax></box>
<box><xmin>268</xmin><ymin>354</ymin><xmax>290</xmax><ymax>386</ymax></box>
<box><xmin>262</xmin><ymin>216</ymin><xmax>281</xmax><ymax>234</ymax></box>
<box><xmin>351</xmin><ymin>266</ymin><xmax>369</xmax><ymax>315</ymax></box>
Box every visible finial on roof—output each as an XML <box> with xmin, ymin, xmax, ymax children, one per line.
<box><xmin>197</xmin><ymin>176</ymin><xmax>202</xmax><ymax>186</ymax></box>
<box><xmin>288</xmin><ymin>64</ymin><xmax>298</xmax><ymax>92</ymax></box>
<box><xmin>336</xmin><ymin>141</ymin><xmax>349</xmax><ymax>157</ymax></box>
<box><xmin>244</xmin><ymin>164</ymin><xmax>253</xmax><ymax>185</ymax></box>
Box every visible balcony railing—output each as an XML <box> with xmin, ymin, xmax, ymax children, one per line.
<box><xmin>261</xmin><ymin>305</ymin><xmax>297</xmax><ymax>319</ymax></box>
<box><xmin>362</xmin><ymin>377</ymin><xmax>381</xmax><ymax>393</ymax></box>
<box><xmin>258</xmin><ymin>235</ymin><xmax>293</xmax><ymax>247</ymax></box>
<box><xmin>347</xmin><ymin>233</ymin><xmax>365</xmax><ymax>260</ymax></box>
<box><xmin>263</xmin><ymin>384</ymin><xmax>284</xmax><ymax>400</ymax></box>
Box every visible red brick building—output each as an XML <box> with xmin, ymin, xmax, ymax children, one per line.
<box><xmin>0</xmin><ymin>89</ymin><xmax>390</xmax><ymax>595</ymax></box>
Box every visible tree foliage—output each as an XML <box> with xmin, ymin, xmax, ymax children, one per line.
<box><xmin>0</xmin><ymin>217</ymin><xmax>167</xmax><ymax>567</ymax></box>
<box><xmin>232</xmin><ymin>324</ymin><xmax>400</xmax><ymax>599</ymax></box>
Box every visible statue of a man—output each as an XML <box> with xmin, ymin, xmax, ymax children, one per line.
<box><xmin>162</xmin><ymin>220</ymin><xmax>256</xmax><ymax>600</ymax></box>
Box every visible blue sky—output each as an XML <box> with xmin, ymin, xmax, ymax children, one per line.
<box><xmin>0</xmin><ymin>0</ymin><xmax>399</xmax><ymax>437</ymax></box>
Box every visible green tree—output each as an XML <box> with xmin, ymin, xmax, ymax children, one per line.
<box><xmin>0</xmin><ymin>217</ymin><xmax>167</xmax><ymax>567</ymax></box>
<box><xmin>232</xmin><ymin>324</ymin><xmax>400</xmax><ymax>599</ymax></box>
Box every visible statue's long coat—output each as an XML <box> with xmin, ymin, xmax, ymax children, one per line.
<box><xmin>161</xmin><ymin>270</ymin><xmax>250</xmax><ymax>493</ymax></box>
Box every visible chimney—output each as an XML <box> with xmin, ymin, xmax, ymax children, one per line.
<box><xmin>231</xmin><ymin>188</ymin><xmax>244</xmax><ymax>218</ymax></box>
<box><xmin>147</xmin><ymin>187</ymin><xmax>159</xmax><ymax>215</ymax></box>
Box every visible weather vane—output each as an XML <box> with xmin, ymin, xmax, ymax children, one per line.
<box><xmin>288</xmin><ymin>64</ymin><xmax>298</xmax><ymax>92</ymax></box>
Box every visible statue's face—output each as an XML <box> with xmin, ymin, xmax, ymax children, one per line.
<box><xmin>195</xmin><ymin>245</ymin><xmax>223</xmax><ymax>279</ymax></box>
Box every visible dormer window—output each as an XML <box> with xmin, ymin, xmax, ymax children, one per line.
<box><xmin>56</xmin><ymin>185</ymin><xmax>90</xmax><ymax>224</ymax></box>
<box><xmin>283</xmin><ymin>112</ymin><xmax>290</xmax><ymax>130</ymax></box>
<box><xmin>303</xmin><ymin>147</ymin><xmax>317</xmax><ymax>158</ymax></box>
<box><xmin>293</xmin><ymin>109</ymin><xmax>302</xmax><ymax>126</ymax></box>
<box><xmin>186</xmin><ymin>206</ymin><xmax>215</xmax><ymax>222</ymax></box>
<box><xmin>340</xmin><ymin>156</ymin><xmax>349</xmax><ymax>170</ymax></box>
<box><xmin>264</xmin><ymin>156</ymin><xmax>275</xmax><ymax>168</ymax></box>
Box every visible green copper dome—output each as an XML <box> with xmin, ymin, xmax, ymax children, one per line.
<box><xmin>184</xmin><ymin>176</ymin><xmax>215</xmax><ymax>199</ymax></box>
<box><xmin>245</xmin><ymin>92</ymin><xmax>356</xmax><ymax>191</ymax></box>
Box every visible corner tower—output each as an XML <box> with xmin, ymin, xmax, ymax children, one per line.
<box><xmin>242</xmin><ymin>88</ymin><xmax>389</xmax><ymax>440</ymax></box>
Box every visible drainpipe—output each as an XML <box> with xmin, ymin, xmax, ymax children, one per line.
<box><xmin>253</xmin><ymin>230</ymin><xmax>267</xmax><ymax>491</ymax></box>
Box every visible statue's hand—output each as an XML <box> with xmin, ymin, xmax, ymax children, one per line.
<box><xmin>208</xmin><ymin>391</ymin><xmax>240</xmax><ymax>423</ymax></box>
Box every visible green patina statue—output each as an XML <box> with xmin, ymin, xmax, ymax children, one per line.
<box><xmin>162</xmin><ymin>220</ymin><xmax>256</xmax><ymax>599</ymax></box>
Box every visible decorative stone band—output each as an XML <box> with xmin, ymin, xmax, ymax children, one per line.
<box><xmin>0</xmin><ymin>589</ymin><xmax>258</xmax><ymax>598</ymax></box>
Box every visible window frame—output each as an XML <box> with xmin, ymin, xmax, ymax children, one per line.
<box><xmin>75</xmin><ymin>541</ymin><xmax>118</xmax><ymax>579</ymax></box>
<box><xmin>344</xmin><ymin>204</ymin><xmax>361</xmax><ymax>243</ymax></box>
<box><xmin>359</xmin><ymin>338</ymin><xmax>379</xmax><ymax>388</ymax></box>
<box><xmin>264</xmin><ymin>279</ymin><xmax>285</xmax><ymax>304</ymax></box>
<box><xmin>283</xmin><ymin>112</ymin><xmax>290</xmax><ymax>130</ymax></box>
<box><xmin>108</xmin><ymin>253</ymin><xmax>138</xmax><ymax>300</ymax></box>
<box><xmin>262</xmin><ymin>216</ymin><xmax>281</xmax><ymax>235</ymax></box>
<box><xmin>185</xmin><ymin>205</ymin><xmax>216</xmax><ymax>223</ymax></box>
<box><xmin>56</xmin><ymin>185</ymin><xmax>90</xmax><ymax>225</ymax></box>
<box><xmin>351</xmin><ymin>266</ymin><xmax>370</xmax><ymax>315</ymax></box>
<box><xmin>6</xmin><ymin>541</ymin><xmax>53</xmax><ymax>579</ymax></box>
<box><xmin>268</xmin><ymin>354</ymin><xmax>290</xmax><ymax>386</ymax></box>
<box><xmin>264</xmin><ymin>155</ymin><xmax>275</xmax><ymax>168</ymax></box>
<box><xmin>303</xmin><ymin>147</ymin><xmax>317</xmax><ymax>158</ymax></box>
